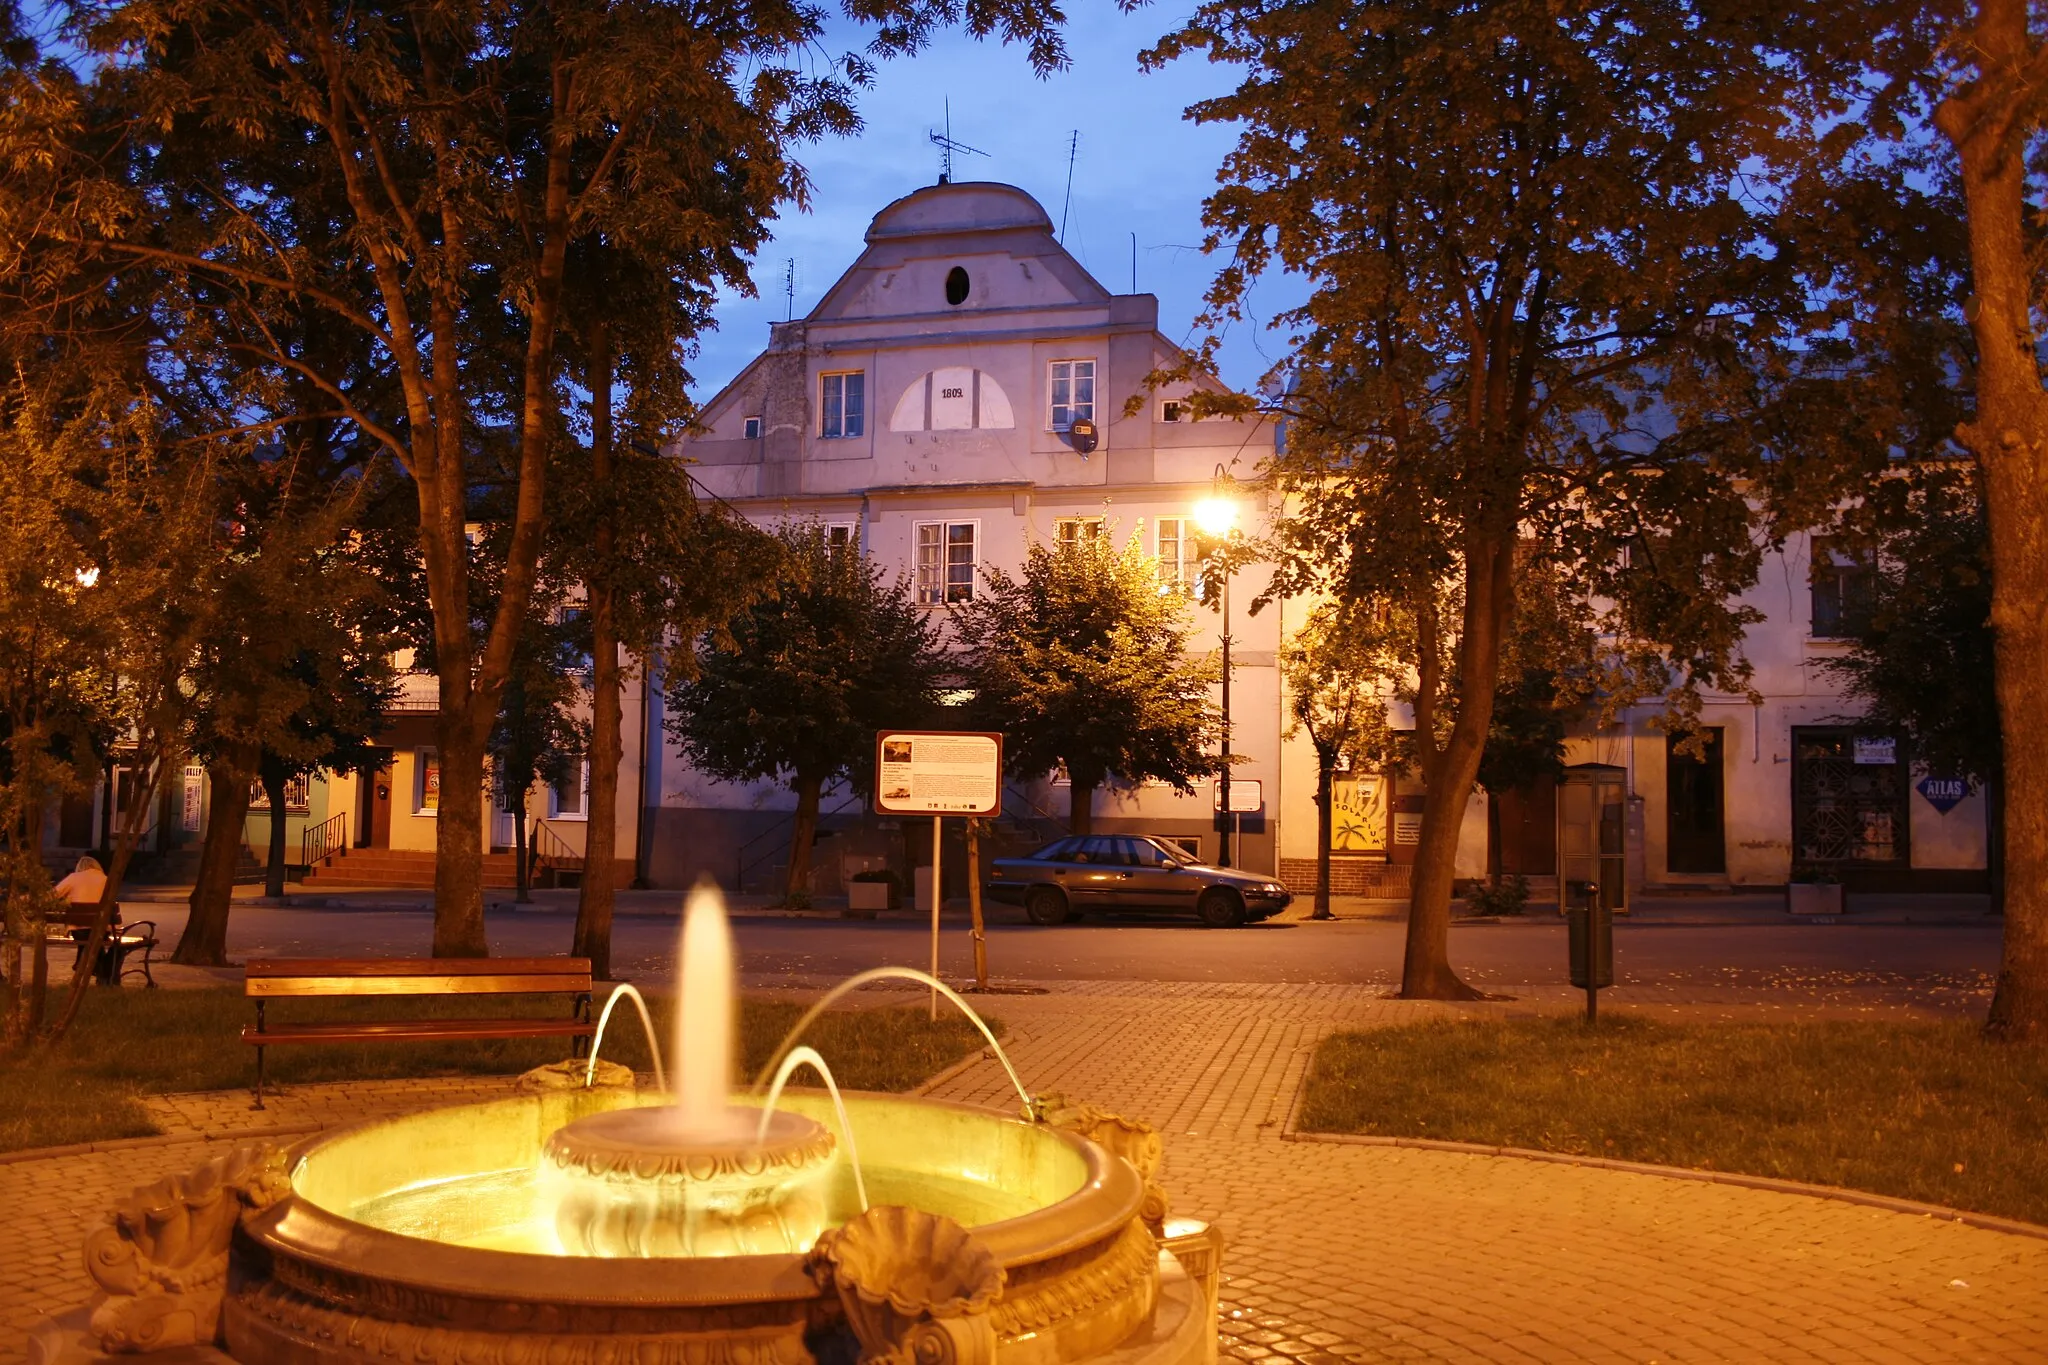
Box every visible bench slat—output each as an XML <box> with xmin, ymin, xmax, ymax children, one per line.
<box><xmin>247</xmin><ymin>973</ymin><xmax>592</xmax><ymax>998</ymax></box>
<box><xmin>241</xmin><ymin>1018</ymin><xmax>595</xmax><ymax>1045</ymax></box>
<box><xmin>246</xmin><ymin>957</ymin><xmax>590</xmax><ymax>979</ymax></box>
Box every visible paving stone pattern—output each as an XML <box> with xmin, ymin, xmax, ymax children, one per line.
<box><xmin>6</xmin><ymin>984</ymin><xmax>2047</xmax><ymax>1364</ymax></box>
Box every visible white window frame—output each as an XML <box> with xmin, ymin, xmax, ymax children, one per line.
<box><xmin>413</xmin><ymin>748</ymin><xmax>440</xmax><ymax>816</ymax></box>
<box><xmin>1049</xmin><ymin>358</ymin><xmax>1095</xmax><ymax>431</ymax></box>
<box><xmin>824</xmin><ymin>521</ymin><xmax>860</xmax><ymax>551</ymax></box>
<box><xmin>548</xmin><ymin>760</ymin><xmax>590</xmax><ymax>821</ymax></box>
<box><xmin>743</xmin><ymin>415</ymin><xmax>762</xmax><ymax>440</ymax></box>
<box><xmin>820</xmin><ymin>371</ymin><xmax>865</xmax><ymax>438</ymax></box>
<box><xmin>1054</xmin><ymin>516</ymin><xmax>1105</xmax><ymax>548</ymax></box>
<box><xmin>914</xmin><ymin>520</ymin><xmax>979</xmax><ymax>605</ymax></box>
<box><xmin>1160</xmin><ymin>399</ymin><xmax>1189</xmax><ymax>423</ymax></box>
<box><xmin>1156</xmin><ymin>516</ymin><xmax>1191</xmax><ymax>593</ymax></box>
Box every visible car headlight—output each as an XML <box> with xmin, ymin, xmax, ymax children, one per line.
<box><xmin>1256</xmin><ymin>882</ymin><xmax>1287</xmax><ymax>895</ymax></box>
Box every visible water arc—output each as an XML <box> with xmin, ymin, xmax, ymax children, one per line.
<box><xmin>586</xmin><ymin>982</ymin><xmax>666</xmax><ymax>1092</ymax></box>
<box><xmin>755</xmin><ymin>1045</ymin><xmax>869</xmax><ymax>1212</ymax></box>
<box><xmin>751</xmin><ymin>966</ymin><xmax>1033</xmax><ymax>1119</ymax></box>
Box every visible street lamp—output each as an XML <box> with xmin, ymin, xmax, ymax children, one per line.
<box><xmin>1194</xmin><ymin>478</ymin><xmax>1238</xmax><ymax>867</ymax></box>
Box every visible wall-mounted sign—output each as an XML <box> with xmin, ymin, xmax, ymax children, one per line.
<box><xmin>1212</xmin><ymin>778</ymin><xmax>1263</xmax><ymax>813</ymax></box>
<box><xmin>1392</xmin><ymin>812</ymin><xmax>1424</xmax><ymax>846</ymax></box>
<box><xmin>181</xmin><ymin>766</ymin><xmax>205</xmax><ymax>833</ymax></box>
<box><xmin>1852</xmin><ymin>736</ymin><xmax>1898</xmax><ymax>766</ymax></box>
<box><xmin>874</xmin><ymin>731</ymin><xmax>1003</xmax><ymax>816</ymax></box>
<box><xmin>1916</xmin><ymin>776</ymin><xmax>1970</xmax><ymax>814</ymax></box>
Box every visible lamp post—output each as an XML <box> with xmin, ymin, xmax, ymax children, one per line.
<box><xmin>1194</xmin><ymin>484</ymin><xmax>1238</xmax><ymax>867</ymax></box>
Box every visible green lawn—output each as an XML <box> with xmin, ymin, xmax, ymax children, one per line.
<box><xmin>0</xmin><ymin>986</ymin><xmax>997</xmax><ymax>1153</ymax></box>
<box><xmin>1300</xmin><ymin>1016</ymin><xmax>2048</xmax><ymax>1226</ymax></box>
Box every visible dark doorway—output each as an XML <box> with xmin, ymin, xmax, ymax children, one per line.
<box><xmin>356</xmin><ymin>750</ymin><xmax>395</xmax><ymax>848</ymax></box>
<box><xmin>1791</xmin><ymin>727</ymin><xmax>1909</xmax><ymax>869</ymax></box>
<box><xmin>1488</xmin><ymin>774</ymin><xmax>1558</xmax><ymax>878</ymax></box>
<box><xmin>1665</xmin><ymin>729</ymin><xmax>1726</xmax><ymax>874</ymax></box>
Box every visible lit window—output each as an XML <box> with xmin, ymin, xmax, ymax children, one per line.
<box><xmin>1055</xmin><ymin>517</ymin><xmax>1105</xmax><ymax>548</ymax></box>
<box><xmin>415</xmin><ymin>749</ymin><xmax>440</xmax><ymax>814</ymax></box>
<box><xmin>915</xmin><ymin>522</ymin><xmax>978</xmax><ymax>604</ymax></box>
<box><xmin>821</xmin><ymin>372</ymin><xmax>865</xmax><ymax>438</ymax></box>
<box><xmin>743</xmin><ymin>415</ymin><xmax>762</xmax><ymax>439</ymax></box>
<box><xmin>1157</xmin><ymin>517</ymin><xmax>1190</xmax><ymax>592</ymax></box>
<box><xmin>1050</xmin><ymin>359</ymin><xmax>1095</xmax><ymax>431</ymax></box>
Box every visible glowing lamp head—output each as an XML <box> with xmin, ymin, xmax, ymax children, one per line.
<box><xmin>1193</xmin><ymin>497</ymin><xmax>1238</xmax><ymax>537</ymax></box>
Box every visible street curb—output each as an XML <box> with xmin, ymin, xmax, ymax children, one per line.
<box><xmin>1278</xmin><ymin>1128</ymin><xmax>2048</xmax><ymax>1242</ymax></box>
<box><xmin>0</xmin><ymin>1121</ymin><xmax>326</xmax><ymax>1167</ymax></box>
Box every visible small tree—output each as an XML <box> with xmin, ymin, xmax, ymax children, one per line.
<box><xmin>668</xmin><ymin>525</ymin><xmax>941</xmax><ymax>901</ymax></box>
<box><xmin>1281</xmin><ymin>605</ymin><xmax>1397</xmax><ymax>919</ymax></box>
<box><xmin>953</xmin><ymin>529</ymin><xmax>1219</xmax><ymax>834</ymax></box>
<box><xmin>1825</xmin><ymin>464</ymin><xmax>2002</xmax><ymax>906</ymax></box>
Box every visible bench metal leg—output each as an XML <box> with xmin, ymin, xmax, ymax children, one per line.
<box><xmin>252</xmin><ymin>1000</ymin><xmax>268</xmax><ymax>1110</ymax></box>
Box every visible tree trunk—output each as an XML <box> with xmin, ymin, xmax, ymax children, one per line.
<box><xmin>262</xmin><ymin>760</ymin><xmax>289</xmax><ymax>899</ymax></box>
<box><xmin>575</xmin><ymin>319</ymin><xmax>621</xmax><ymax>980</ymax></box>
<box><xmin>1068</xmin><ymin>779</ymin><xmax>1096</xmax><ymax>835</ymax></box>
<box><xmin>1312</xmin><ymin>755</ymin><xmax>1334</xmax><ymax>919</ymax></box>
<box><xmin>432</xmin><ymin>724</ymin><xmax>490</xmax><ymax>957</ymax></box>
<box><xmin>174</xmin><ymin>755</ymin><xmax>254</xmax><ymax>966</ymax></box>
<box><xmin>967</xmin><ymin>818</ymin><xmax>989</xmax><ymax>988</ymax></box>
<box><xmin>786</xmin><ymin>772</ymin><xmax>824</xmax><ymax>904</ymax></box>
<box><xmin>1401</xmin><ymin>531</ymin><xmax>1514</xmax><ymax>1000</ymax></box>
<box><xmin>1936</xmin><ymin>0</ymin><xmax>2048</xmax><ymax>1039</ymax></box>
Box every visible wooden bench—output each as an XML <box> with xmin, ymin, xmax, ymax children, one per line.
<box><xmin>242</xmin><ymin>957</ymin><xmax>595</xmax><ymax>1107</ymax></box>
<box><xmin>46</xmin><ymin>905</ymin><xmax>158</xmax><ymax>988</ymax></box>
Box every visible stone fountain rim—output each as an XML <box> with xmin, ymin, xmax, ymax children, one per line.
<box><xmin>252</xmin><ymin>1089</ymin><xmax>1143</xmax><ymax>1309</ymax></box>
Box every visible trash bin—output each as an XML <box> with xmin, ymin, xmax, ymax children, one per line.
<box><xmin>1565</xmin><ymin>881</ymin><xmax>1613</xmax><ymax>990</ymax></box>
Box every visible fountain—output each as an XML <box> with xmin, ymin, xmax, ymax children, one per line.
<box><xmin>33</xmin><ymin>882</ymin><xmax>1222</xmax><ymax>1365</ymax></box>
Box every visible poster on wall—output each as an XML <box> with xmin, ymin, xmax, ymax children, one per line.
<box><xmin>181</xmin><ymin>766</ymin><xmax>204</xmax><ymax>833</ymax></box>
<box><xmin>1331</xmin><ymin>776</ymin><xmax>1387</xmax><ymax>852</ymax></box>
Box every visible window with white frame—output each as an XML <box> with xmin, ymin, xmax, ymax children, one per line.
<box><xmin>414</xmin><ymin>748</ymin><xmax>441</xmax><ymax>814</ymax></box>
<box><xmin>915</xmin><ymin>522</ymin><xmax>978</xmax><ymax>604</ymax></box>
<box><xmin>1055</xmin><ymin>517</ymin><xmax>1104</xmax><ymax>549</ymax></box>
<box><xmin>820</xmin><ymin>372</ymin><xmax>865</xmax><ymax>438</ymax></box>
<box><xmin>825</xmin><ymin>522</ymin><xmax>859</xmax><ymax>551</ymax></box>
<box><xmin>1049</xmin><ymin>359</ymin><xmax>1094</xmax><ymax>431</ymax></box>
<box><xmin>1156</xmin><ymin>517</ymin><xmax>1191</xmax><ymax>592</ymax></box>
<box><xmin>550</xmin><ymin>762</ymin><xmax>587</xmax><ymax>820</ymax></box>
<box><xmin>1160</xmin><ymin>399</ymin><xmax>1189</xmax><ymax>423</ymax></box>
<box><xmin>743</xmin><ymin>415</ymin><xmax>762</xmax><ymax>439</ymax></box>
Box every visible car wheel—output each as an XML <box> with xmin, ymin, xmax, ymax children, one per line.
<box><xmin>1197</xmin><ymin>888</ymin><xmax>1245</xmax><ymax>927</ymax></box>
<box><xmin>1026</xmin><ymin>887</ymin><xmax>1070</xmax><ymax>926</ymax></box>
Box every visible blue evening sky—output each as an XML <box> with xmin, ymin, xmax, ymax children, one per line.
<box><xmin>685</xmin><ymin>5</ymin><xmax>1306</xmax><ymax>406</ymax></box>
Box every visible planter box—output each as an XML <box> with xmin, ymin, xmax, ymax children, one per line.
<box><xmin>846</xmin><ymin>881</ymin><xmax>891</xmax><ymax>915</ymax></box>
<box><xmin>1787</xmin><ymin>882</ymin><xmax>1844</xmax><ymax>916</ymax></box>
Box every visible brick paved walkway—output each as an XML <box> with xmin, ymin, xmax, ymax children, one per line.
<box><xmin>7</xmin><ymin>984</ymin><xmax>2047</xmax><ymax>1364</ymax></box>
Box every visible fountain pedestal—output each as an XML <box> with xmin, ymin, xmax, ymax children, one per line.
<box><xmin>543</xmin><ymin>1106</ymin><xmax>838</xmax><ymax>1257</ymax></box>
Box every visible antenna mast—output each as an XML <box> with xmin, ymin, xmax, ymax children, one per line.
<box><xmin>1059</xmin><ymin>131</ymin><xmax>1079</xmax><ymax>243</ymax></box>
<box><xmin>929</xmin><ymin>99</ymin><xmax>989</xmax><ymax>184</ymax></box>
<box><xmin>783</xmin><ymin>258</ymin><xmax>795</xmax><ymax>321</ymax></box>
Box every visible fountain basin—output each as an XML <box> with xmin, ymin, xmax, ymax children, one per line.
<box><xmin>544</xmin><ymin>1105</ymin><xmax>836</xmax><ymax>1257</ymax></box>
<box><xmin>222</xmin><ymin>1087</ymin><xmax>1199</xmax><ymax>1365</ymax></box>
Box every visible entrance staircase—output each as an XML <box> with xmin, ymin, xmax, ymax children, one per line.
<box><xmin>300</xmin><ymin>848</ymin><xmax>534</xmax><ymax>890</ymax></box>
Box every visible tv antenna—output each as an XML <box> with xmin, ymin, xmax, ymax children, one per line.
<box><xmin>1058</xmin><ymin>131</ymin><xmax>1080</xmax><ymax>243</ymax></box>
<box><xmin>783</xmin><ymin>258</ymin><xmax>795</xmax><ymax>320</ymax></box>
<box><xmin>929</xmin><ymin>100</ymin><xmax>988</xmax><ymax>185</ymax></box>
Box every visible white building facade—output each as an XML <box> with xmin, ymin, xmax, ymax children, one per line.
<box><xmin>646</xmin><ymin>179</ymin><xmax>1991</xmax><ymax>906</ymax></box>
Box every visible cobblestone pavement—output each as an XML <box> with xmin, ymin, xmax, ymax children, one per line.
<box><xmin>6</xmin><ymin>984</ymin><xmax>2047</xmax><ymax>1364</ymax></box>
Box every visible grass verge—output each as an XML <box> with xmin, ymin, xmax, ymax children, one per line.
<box><xmin>0</xmin><ymin>986</ymin><xmax>997</xmax><ymax>1154</ymax></box>
<box><xmin>1299</xmin><ymin>1015</ymin><xmax>2048</xmax><ymax>1227</ymax></box>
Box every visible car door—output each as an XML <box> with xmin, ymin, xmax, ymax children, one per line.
<box><xmin>1065</xmin><ymin>836</ymin><xmax>1129</xmax><ymax>908</ymax></box>
<box><xmin>1115</xmin><ymin>837</ymin><xmax>1189</xmax><ymax>910</ymax></box>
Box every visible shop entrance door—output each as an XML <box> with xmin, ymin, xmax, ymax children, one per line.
<box><xmin>356</xmin><ymin>749</ymin><xmax>394</xmax><ymax>848</ymax></box>
<box><xmin>1558</xmin><ymin>766</ymin><xmax>1627</xmax><ymax>911</ymax></box>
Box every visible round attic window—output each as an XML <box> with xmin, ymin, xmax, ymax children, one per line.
<box><xmin>945</xmin><ymin>266</ymin><xmax>971</xmax><ymax>306</ymax></box>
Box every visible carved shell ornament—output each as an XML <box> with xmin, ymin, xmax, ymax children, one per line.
<box><xmin>807</xmin><ymin>1207</ymin><xmax>1005</xmax><ymax>1365</ymax></box>
<box><xmin>84</xmin><ymin>1142</ymin><xmax>292</xmax><ymax>1353</ymax></box>
<box><xmin>1037</xmin><ymin>1098</ymin><xmax>1169</xmax><ymax>1235</ymax></box>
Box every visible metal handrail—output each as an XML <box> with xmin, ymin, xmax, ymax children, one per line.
<box><xmin>531</xmin><ymin>820</ymin><xmax>584</xmax><ymax>870</ymax></box>
<box><xmin>300</xmin><ymin>812</ymin><xmax>347</xmax><ymax>869</ymax></box>
<box><xmin>736</xmin><ymin>791</ymin><xmax>865</xmax><ymax>892</ymax></box>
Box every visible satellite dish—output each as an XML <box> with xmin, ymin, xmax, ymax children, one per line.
<box><xmin>1067</xmin><ymin>418</ymin><xmax>1099</xmax><ymax>456</ymax></box>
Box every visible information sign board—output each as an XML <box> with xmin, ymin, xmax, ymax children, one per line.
<box><xmin>874</xmin><ymin>731</ymin><xmax>1003</xmax><ymax>816</ymax></box>
<box><xmin>1853</xmin><ymin>736</ymin><xmax>1898</xmax><ymax>766</ymax></box>
<box><xmin>1211</xmin><ymin>778</ymin><xmax>1264</xmax><ymax>813</ymax></box>
<box><xmin>1917</xmin><ymin>776</ymin><xmax>1970</xmax><ymax>814</ymax></box>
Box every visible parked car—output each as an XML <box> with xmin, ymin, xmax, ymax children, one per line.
<box><xmin>984</xmin><ymin>834</ymin><xmax>1292</xmax><ymax>927</ymax></box>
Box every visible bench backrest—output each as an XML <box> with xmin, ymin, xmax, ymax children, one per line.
<box><xmin>245</xmin><ymin>957</ymin><xmax>594</xmax><ymax>999</ymax></box>
<box><xmin>50</xmin><ymin>905</ymin><xmax>117</xmax><ymax>929</ymax></box>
